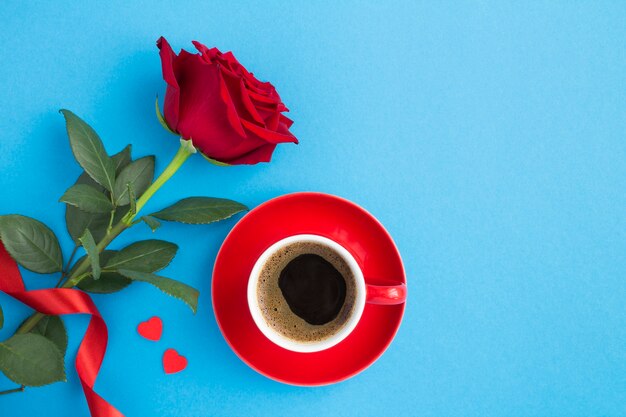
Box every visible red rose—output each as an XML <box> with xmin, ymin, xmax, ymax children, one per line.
<box><xmin>157</xmin><ymin>37</ymin><xmax>298</xmax><ymax>165</ymax></box>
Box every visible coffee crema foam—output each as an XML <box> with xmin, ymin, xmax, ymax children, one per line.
<box><xmin>256</xmin><ymin>241</ymin><xmax>357</xmax><ymax>343</ymax></box>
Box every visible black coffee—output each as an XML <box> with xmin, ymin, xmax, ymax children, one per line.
<box><xmin>278</xmin><ymin>254</ymin><xmax>346</xmax><ymax>325</ymax></box>
<box><xmin>256</xmin><ymin>240</ymin><xmax>357</xmax><ymax>343</ymax></box>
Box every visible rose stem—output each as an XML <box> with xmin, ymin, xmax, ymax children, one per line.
<box><xmin>54</xmin><ymin>244</ymin><xmax>79</xmax><ymax>288</ymax></box>
<box><xmin>135</xmin><ymin>138</ymin><xmax>196</xmax><ymax>214</ymax></box>
<box><xmin>15</xmin><ymin>139</ymin><xmax>196</xmax><ymax>335</ymax></box>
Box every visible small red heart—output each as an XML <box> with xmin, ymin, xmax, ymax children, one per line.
<box><xmin>163</xmin><ymin>348</ymin><xmax>187</xmax><ymax>374</ymax></box>
<box><xmin>137</xmin><ymin>316</ymin><xmax>162</xmax><ymax>341</ymax></box>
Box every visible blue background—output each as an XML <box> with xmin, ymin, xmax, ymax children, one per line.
<box><xmin>0</xmin><ymin>1</ymin><xmax>624</xmax><ymax>416</ymax></box>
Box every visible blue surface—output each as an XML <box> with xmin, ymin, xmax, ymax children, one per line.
<box><xmin>0</xmin><ymin>1</ymin><xmax>625</xmax><ymax>416</ymax></box>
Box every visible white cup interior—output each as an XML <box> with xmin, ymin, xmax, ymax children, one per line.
<box><xmin>247</xmin><ymin>234</ymin><xmax>366</xmax><ymax>353</ymax></box>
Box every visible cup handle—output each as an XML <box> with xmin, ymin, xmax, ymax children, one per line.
<box><xmin>365</xmin><ymin>282</ymin><xmax>407</xmax><ymax>305</ymax></box>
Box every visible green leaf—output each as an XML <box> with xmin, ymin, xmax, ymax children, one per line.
<box><xmin>0</xmin><ymin>333</ymin><xmax>66</xmax><ymax>386</ymax></box>
<box><xmin>200</xmin><ymin>151</ymin><xmax>231</xmax><ymax>167</ymax></box>
<box><xmin>75</xmin><ymin>170</ymin><xmax>105</xmax><ymax>191</ymax></box>
<box><xmin>113</xmin><ymin>156</ymin><xmax>154</xmax><ymax>205</ymax></box>
<box><xmin>155</xmin><ymin>96</ymin><xmax>177</xmax><ymax>135</ymax></box>
<box><xmin>0</xmin><ymin>215</ymin><xmax>63</xmax><ymax>274</ymax></box>
<box><xmin>64</xmin><ymin>173</ymin><xmax>131</xmax><ymax>244</ymax></box>
<box><xmin>60</xmin><ymin>109</ymin><xmax>116</xmax><ymax>192</ymax></box>
<box><xmin>0</xmin><ymin>305</ymin><xmax>3</xmax><ymax>330</ymax></box>
<box><xmin>65</xmin><ymin>173</ymin><xmax>109</xmax><ymax>244</ymax></box>
<box><xmin>117</xmin><ymin>269</ymin><xmax>198</xmax><ymax>313</ymax></box>
<box><xmin>66</xmin><ymin>205</ymin><xmax>125</xmax><ymax>245</ymax></box>
<box><xmin>59</xmin><ymin>184</ymin><xmax>114</xmax><ymax>214</ymax></box>
<box><xmin>78</xmin><ymin>229</ymin><xmax>100</xmax><ymax>280</ymax></box>
<box><xmin>128</xmin><ymin>183</ymin><xmax>136</xmax><ymax>216</ymax></box>
<box><xmin>66</xmin><ymin>205</ymin><xmax>109</xmax><ymax>244</ymax></box>
<box><xmin>141</xmin><ymin>216</ymin><xmax>161</xmax><ymax>232</ymax></box>
<box><xmin>74</xmin><ymin>251</ymin><xmax>131</xmax><ymax>294</ymax></box>
<box><xmin>150</xmin><ymin>197</ymin><xmax>247</xmax><ymax>224</ymax></box>
<box><xmin>112</xmin><ymin>145</ymin><xmax>132</xmax><ymax>175</ymax></box>
<box><xmin>105</xmin><ymin>240</ymin><xmax>177</xmax><ymax>273</ymax></box>
<box><xmin>28</xmin><ymin>316</ymin><xmax>68</xmax><ymax>356</ymax></box>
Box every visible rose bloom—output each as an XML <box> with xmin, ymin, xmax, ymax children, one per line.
<box><xmin>157</xmin><ymin>37</ymin><xmax>298</xmax><ymax>165</ymax></box>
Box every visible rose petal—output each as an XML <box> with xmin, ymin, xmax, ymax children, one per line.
<box><xmin>263</xmin><ymin>111</ymin><xmax>280</xmax><ymax>131</ymax></box>
<box><xmin>224</xmin><ymin>143</ymin><xmax>277</xmax><ymax>165</ymax></box>
<box><xmin>280</xmin><ymin>114</ymin><xmax>294</xmax><ymax>128</ymax></box>
<box><xmin>241</xmin><ymin>119</ymin><xmax>298</xmax><ymax>144</ymax></box>
<box><xmin>192</xmin><ymin>41</ymin><xmax>222</xmax><ymax>64</ymax></box>
<box><xmin>159</xmin><ymin>39</ymin><xmax>298</xmax><ymax>164</ymax></box>
<box><xmin>239</xmin><ymin>79</ymin><xmax>266</xmax><ymax>126</ymax></box>
<box><xmin>277</xmin><ymin>120</ymin><xmax>294</xmax><ymax>137</ymax></box>
<box><xmin>242</xmin><ymin>76</ymin><xmax>273</xmax><ymax>96</ymax></box>
<box><xmin>157</xmin><ymin>37</ymin><xmax>179</xmax><ymax>88</ymax></box>
<box><xmin>203</xmin><ymin>129</ymin><xmax>275</xmax><ymax>163</ymax></box>
<box><xmin>191</xmin><ymin>40</ymin><xmax>210</xmax><ymax>55</ymax></box>
<box><xmin>157</xmin><ymin>37</ymin><xmax>181</xmax><ymax>130</ymax></box>
<box><xmin>247</xmin><ymin>89</ymin><xmax>282</xmax><ymax>106</ymax></box>
<box><xmin>217</xmin><ymin>68</ymin><xmax>247</xmax><ymax>137</ymax></box>
<box><xmin>219</xmin><ymin>68</ymin><xmax>265</xmax><ymax>127</ymax></box>
<box><xmin>221</xmin><ymin>51</ymin><xmax>245</xmax><ymax>74</ymax></box>
<box><xmin>173</xmin><ymin>54</ymin><xmax>249</xmax><ymax>153</ymax></box>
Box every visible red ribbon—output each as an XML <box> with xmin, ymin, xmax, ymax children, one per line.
<box><xmin>0</xmin><ymin>243</ymin><xmax>123</xmax><ymax>417</ymax></box>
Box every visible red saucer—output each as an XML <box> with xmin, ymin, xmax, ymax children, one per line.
<box><xmin>212</xmin><ymin>192</ymin><xmax>406</xmax><ymax>386</ymax></box>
